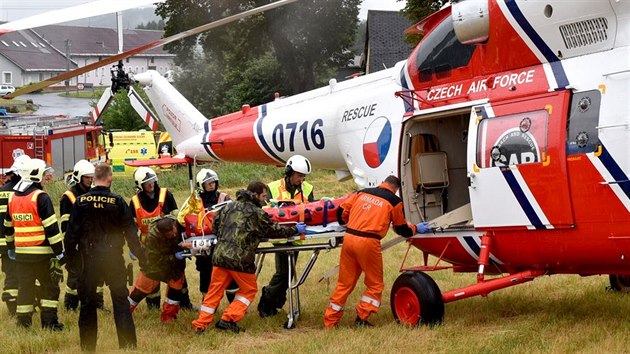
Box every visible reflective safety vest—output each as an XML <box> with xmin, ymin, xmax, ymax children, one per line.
<box><xmin>0</xmin><ymin>189</ymin><xmax>14</xmax><ymax>247</ymax></box>
<box><xmin>132</xmin><ymin>188</ymin><xmax>167</xmax><ymax>241</ymax></box>
<box><xmin>268</xmin><ymin>179</ymin><xmax>313</xmax><ymax>204</ymax></box>
<box><xmin>63</xmin><ymin>190</ymin><xmax>77</xmax><ymax>205</ymax></box>
<box><xmin>8</xmin><ymin>190</ymin><xmax>56</xmax><ymax>255</ymax></box>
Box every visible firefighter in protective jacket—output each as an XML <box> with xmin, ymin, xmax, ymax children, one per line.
<box><xmin>4</xmin><ymin>158</ymin><xmax>65</xmax><ymax>330</ymax></box>
<box><xmin>192</xmin><ymin>181</ymin><xmax>303</xmax><ymax>334</ymax></box>
<box><xmin>128</xmin><ymin>216</ymin><xmax>186</xmax><ymax>323</ymax></box>
<box><xmin>193</xmin><ymin>168</ymin><xmax>238</xmax><ymax>300</ymax></box>
<box><xmin>60</xmin><ymin>160</ymin><xmax>104</xmax><ymax>311</ymax></box>
<box><xmin>129</xmin><ymin>167</ymin><xmax>191</xmax><ymax>310</ymax></box>
<box><xmin>323</xmin><ymin>176</ymin><xmax>431</xmax><ymax>328</ymax></box>
<box><xmin>259</xmin><ymin>155</ymin><xmax>314</xmax><ymax>317</ymax></box>
<box><xmin>65</xmin><ymin>163</ymin><xmax>145</xmax><ymax>351</ymax></box>
<box><xmin>0</xmin><ymin>154</ymin><xmax>30</xmax><ymax>316</ymax></box>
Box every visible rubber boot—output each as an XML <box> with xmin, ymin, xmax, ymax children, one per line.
<box><xmin>16</xmin><ymin>314</ymin><xmax>32</xmax><ymax>329</ymax></box>
<box><xmin>5</xmin><ymin>300</ymin><xmax>16</xmax><ymax>316</ymax></box>
<box><xmin>160</xmin><ymin>302</ymin><xmax>180</xmax><ymax>323</ymax></box>
<box><xmin>64</xmin><ymin>293</ymin><xmax>79</xmax><ymax>311</ymax></box>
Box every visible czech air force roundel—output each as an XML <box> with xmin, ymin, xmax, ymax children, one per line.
<box><xmin>363</xmin><ymin>117</ymin><xmax>392</xmax><ymax>168</ymax></box>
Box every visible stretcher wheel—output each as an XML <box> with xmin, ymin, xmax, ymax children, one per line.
<box><xmin>283</xmin><ymin>320</ymin><xmax>296</xmax><ymax>329</ymax></box>
<box><xmin>391</xmin><ymin>271</ymin><xmax>444</xmax><ymax>326</ymax></box>
<box><xmin>609</xmin><ymin>274</ymin><xmax>630</xmax><ymax>292</ymax></box>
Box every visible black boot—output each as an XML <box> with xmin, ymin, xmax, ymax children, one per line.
<box><xmin>215</xmin><ymin>319</ymin><xmax>242</xmax><ymax>333</ymax></box>
<box><xmin>16</xmin><ymin>314</ymin><xmax>32</xmax><ymax>329</ymax></box>
<box><xmin>354</xmin><ymin>316</ymin><xmax>374</xmax><ymax>328</ymax></box>
<box><xmin>64</xmin><ymin>293</ymin><xmax>79</xmax><ymax>311</ymax></box>
<box><xmin>257</xmin><ymin>287</ymin><xmax>278</xmax><ymax>318</ymax></box>
<box><xmin>146</xmin><ymin>295</ymin><xmax>161</xmax><ymax>310</ymax></box>
<box><xmin>42</xmin><ymin>321</ymin><xmax>65</xmax><ymax>331</ymax></box>
<box><xmin>3</xmin><ymin>299</ymin><xmax>16</xmax><ymax>316</ymax></box>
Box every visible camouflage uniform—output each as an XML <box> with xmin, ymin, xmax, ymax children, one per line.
<box><xmin>212</xmin><ymin>190</ymin><xmax>297</xmax><ymax>273</ymax></box>
<box><xmin>192</xmin><ymin>189</ymin><xmax>296</xmax><ymax>332</ymax></box>
<box><xmin>143</xmin><ymin>222</ymin><xmax>185</xmax><ymax>282</ymax></box>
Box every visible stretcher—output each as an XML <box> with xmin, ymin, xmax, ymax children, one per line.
<box><xmin>179</xmin><ymin>223</ymin><xmax>346</xmax><ymax>329</ymax></box>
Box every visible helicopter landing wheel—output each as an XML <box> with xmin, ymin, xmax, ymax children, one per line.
<box><xmin>608</xmin><ymin>274</ymin><xmax>630</xmax><ymax>292</ymax></box>
<box><xmin>391</xmin><ymin>271</ymin><xmax>444</xmax><ymax>326</ymax></box>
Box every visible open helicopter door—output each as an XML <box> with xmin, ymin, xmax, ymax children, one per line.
<box><xmin>467</xmin><ymin>91</ymin><xmax>574</xmax><ymax>230</ymax></box>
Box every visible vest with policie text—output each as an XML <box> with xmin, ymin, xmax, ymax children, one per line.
<box><xmin>8</xmin><ymin>190</ymin><xmax>61</xmax><ymax>255</ymax></box>
<box><xmin>268</xmin><ymin>179</ymin><xmax>313</xmax><ymax>204</ymax></box>
<box><xmin>132</xmin><ymin>187</ymin><xmax>167</xmax><ymax>240</ymax></box>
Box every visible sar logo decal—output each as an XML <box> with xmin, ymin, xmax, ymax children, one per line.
<box><xmin>362</xmin><ymin>117</ymin><xmax>391</xmax><ymax>168</ymax></box>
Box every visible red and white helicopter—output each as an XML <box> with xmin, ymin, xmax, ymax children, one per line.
<box><xmin>4</xmin><ymin>0</ymin><xmax>630</xmax><ymax>326</ymax></box>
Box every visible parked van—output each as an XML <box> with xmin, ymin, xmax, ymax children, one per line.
<box><xmin>0</xmin><ymin>85</ymin><xmax>15</xmax><ymax>96</ymax></box>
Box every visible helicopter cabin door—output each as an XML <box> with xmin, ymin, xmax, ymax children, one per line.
<box><xmin>467</xmin><ymin>90</ymin><xmax>574</xmax><ymax>230</ymax></box>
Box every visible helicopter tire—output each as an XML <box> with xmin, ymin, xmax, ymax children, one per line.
<box><xmin>608</xmin><ymin>274</ymin><xmax>630</xmax><ymax>292</ymax></box>
<box><xmin>390</xmin><ymin>271</ymin><xmax>444</xmax><ymax>326</ymax></box>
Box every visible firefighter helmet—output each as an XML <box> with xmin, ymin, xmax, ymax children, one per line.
<box><xmin>6</xmin><ymin>154</ymin><xmax>31</xmax><ymax>175</ymax></box>
<box><xmin>68</xmin><ymin>160</ymin><xmax>95</xmax><ymax>187</ymax></box>
<box><xmin>20</xmin><ymin>158</ymin><xmax>52</xmax><ymax>183</ymax></box>
<box><xmin>134</xmin><ymin>167</ymin><xmax>158</xmax><ymax>189</ymax></box>
<box><xmin>196</xmin><ymin>168</ymin><xmax>219</xmax><ymax>190</ymax></box>
<box><xmin>285</xmin><ymin>155</ymin><xmax>312</xmax><ymax>176</ymax></box>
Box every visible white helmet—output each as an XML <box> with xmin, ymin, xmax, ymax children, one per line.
<box><xmin>6</xmin><ymin>154</ymin><xmax>31</xmax><ymax>175</ymax></box>
<box><xmin>134</xmin><ymin>167</ymin><xmax>157</xmax><ymax>189</ymax></box>
<box><xmin>196</xmin><ymin>168</ymin><xmax>219</xmax><ymax>190</ymax></box>
<box><xmin>68</xmin><ymin>160</ymin><xmax>95</xmax><ymax>187</ymax></box>
<box><xmin>19</xmin><ymin>158</ymin><xmax>52</xmax><ymax>183</ymax></box>
<box><xmin>285</xmin><ymin>155</ymin><xmax>311</xmax><ymax>176</ymax></box>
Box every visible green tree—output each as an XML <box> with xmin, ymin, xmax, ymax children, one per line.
<box><xmin>156</xmin><ymin>0</ymin><xmax>361</xmax><ymax>95</ymax></box>
<box><xmin>91</xmin><ymin>85</ymin><xmax>157</xmax><ymax>131</ymax></box>
<box><xmin>136</xmin><ymin>19</ymin><xmax>166</xmax><ymax>30</ymax></box>
<box><xmin>398</xmin><ymin>0</ymin><xmax>445</xmax><ymax>45</ymax></box>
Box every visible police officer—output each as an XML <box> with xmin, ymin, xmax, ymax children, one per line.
<box><xmin>0</xmin><ymin>154</ymin><xmax>30</xmax><ymax>315</ymax></box>
<box><xmin>323</xmin><ymin>176</ymin><xmax>431</xmax><ymax>328</ymax></box>
<box><xmin>65</xmin><ymin>163</ymin><xmax>145</xmax><ymax>351</ymax></box>
<box><xmin>129</xmin><ymin>167</ymin><xmax>181</xmax><ymax>309</ymax></box>
<box><xmin>4</xmin><ymin>158</ymin><xmax>65</xmax><ymax>330</ymax></box>
<box><xmin>258</xmin><ymin>155</ymin><xmax>315</xmax><ymax>317</ymax></box>
<box><xmin>193</xmin><ymin>168</ymin><xmax>238</xmax><ymax>301</ymax></box>
<box><xmin>60</xmin><ymin>160</ymin><xmax>104</xmax><ymax>311</ymax></box>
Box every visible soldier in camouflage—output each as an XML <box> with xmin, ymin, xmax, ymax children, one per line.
<box><xmin>128</xmin><ymin>217</ymin><xmax>186</xmax><ymax>323</ymax></box>
<box><xmin>192</xmin><ymin>181</ymin><xmax>305</xmax><ymax>334</ymax></box>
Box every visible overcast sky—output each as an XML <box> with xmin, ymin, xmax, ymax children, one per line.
<box><xmin>0</xmin><ymin>0</ymin><xmax>406</xmax><ymax>22</ymax></box>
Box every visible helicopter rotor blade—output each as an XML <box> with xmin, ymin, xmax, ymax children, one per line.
<box><xmin>4</xmin><ymin>0</ymin><xmax>299</xmax><ymax>99</ymax></box>
<box><xmin>0</xmin><ymin>0</ymin><xmax>166</xmax><ymax>35</ymax></box>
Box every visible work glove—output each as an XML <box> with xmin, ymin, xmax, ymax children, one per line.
<box><xmin>416</xmin><ymin>222</ymin><xmax>432</xmax><ymax>234</ymax></box>
<box><xmin>49</xmin><ymin>257</ymin><xmax>64</xmax><ymax>283</ymax></box>
<box><xmin>174</xmin><ymin>251</ymin><xmax>186</xmax><ymax>260</ymax></box>
<box><xmin>296</xmin><ymin>222</ymin><xmax>307</xmax><ymax>234</ymax></box>
<box><xmin>7</xmin><ymin>249</ymin><xmax>15</xmax><ymax>261</ymax></box>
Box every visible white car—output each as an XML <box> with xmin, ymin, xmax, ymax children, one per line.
<box><xmin>0</xmin><ymin>85</ymin><xmax>15</xmax><ymax>96</ymax></box>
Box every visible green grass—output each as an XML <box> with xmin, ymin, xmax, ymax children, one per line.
<box><xmin>3</xmin><ymin>162</ymin><xmax>628</xmax><ymax>353</ymax></box>
<box><xmin>58</xmin><ymin>91</ymin><xmax>98</xmax><ymax>99</ymax></box>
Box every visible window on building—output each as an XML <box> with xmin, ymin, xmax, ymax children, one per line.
<box><xmin>38</xmin><ymin>42</ymin><xmax>46</xmax><ymax>47</ymax></box>
<box><xmin>3</xmin><ymin>72</ymin><xmax>12</xmax><ymax>84</ymax></box>
<box><xmin>11</xmin><ymin>41</ymin><xmax>18</xmax><ymax>46</ymax></box>
<box><xmin>19</xmin><ymin>41</ymin><xmax>27</xmax><ymax>47</ymax></box>
<box><xmin>150</xmin><ymin>57</ymin><xmax>155</xmax><ymax>63</ymax></box>
<box><xmin>126</xmin><ymin>58</ymin><xmax>130</xmax><ymax>63</ymax></box>
<box><xmin>31</xmin><ymin>42</ymin><xmax>38</xmax><ymax>47</ymax></box>
<box><xmin>1</xmin><ymin>41</ymin><xmax>8</xmax><ymax>46</ymax></box>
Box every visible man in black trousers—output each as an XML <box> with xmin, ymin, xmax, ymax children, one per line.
<box><xmin>65</xmin><ymin>163</ymin><xmax>146</xmax><ymax>352</ymax></box>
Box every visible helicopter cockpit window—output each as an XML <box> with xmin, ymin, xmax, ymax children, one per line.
<box><xmin>416</xmin><ymin>18</ymin><xmax>476</xmax><ymax>82</ymax></box>
<box><xmin>567</xmin><ymin>90</ymin><xmax>601</xmax><ymax>155</ymax></box>
<box><xmin>476</xmin><ymin>110</ymin><xmax>549</xmax><ymax>168</ymax></box>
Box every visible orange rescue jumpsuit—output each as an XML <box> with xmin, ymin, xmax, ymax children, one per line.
<box><xmin>323</xmin><ymin>183</ymin><xmax>417</xmax><ymax>328</ymax></box>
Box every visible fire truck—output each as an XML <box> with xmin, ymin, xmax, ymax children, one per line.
<box><xmin>0</xmin><ymin>114</ymin><xmax>104</xmax><ymax>178</ymax></box>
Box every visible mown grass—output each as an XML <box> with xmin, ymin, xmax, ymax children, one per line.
<box><xmin>3</xmin><ymin>162</ymin><xmax>629</xmax><ymax>353</ymax></box>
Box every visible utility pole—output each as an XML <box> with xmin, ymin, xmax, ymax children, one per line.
<box><xmin>65</xmin><ymin>39</ymin><xmax>71</xmax><ymax>95</ymax></box>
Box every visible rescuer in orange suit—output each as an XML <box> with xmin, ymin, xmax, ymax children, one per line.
<box><xmin>323</xmin><ymin>175</ymin><xmax>431</xmax><ymax>328</ymax></box>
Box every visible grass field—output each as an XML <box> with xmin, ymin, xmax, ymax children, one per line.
<box><xmin>2</xmin><ymin>162</ymin><xmax>629</xmax><ymax>353</ymax></box>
